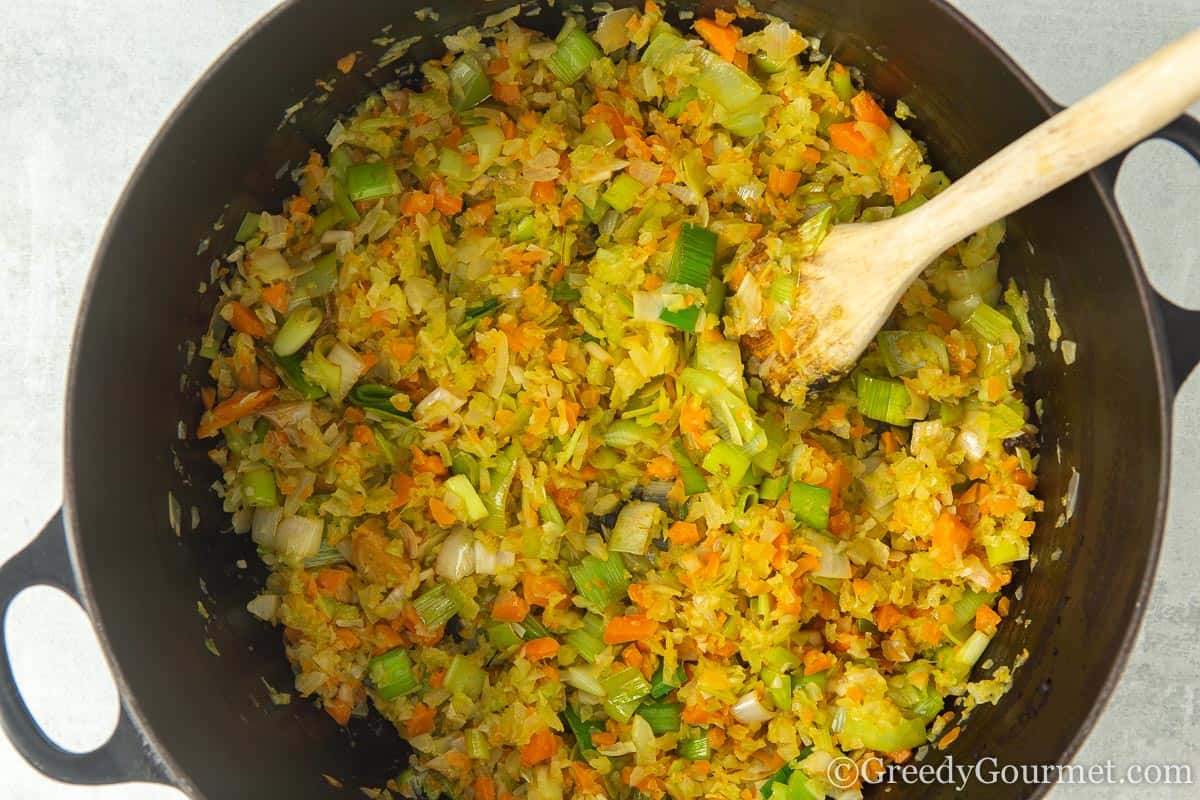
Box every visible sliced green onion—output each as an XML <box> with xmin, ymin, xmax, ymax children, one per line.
<box><xmin>876</xmin><ymin>330</ymin><xmax>950</xmax><ymax>377</ymax></box>
<box><xmin>695</xmin><ymin>53</ymin><xmax>762</xmax><ymax>111</ymax></box>
<box><xmin>569</xmin><ymin>555</ymin><xmax>630</xmax><ymax>608</ymax></box>
<box><xmin>243</xmin><ymin>466</ymin><xmax>278</xmax><ymax>508</ymax></box>
<box><xmin>465</xmin><ymin>729</ymin><xmax>491</xmax><ymax>760</ymax></box>
<box><xmin>609</xmin><ymin>501</ymin><xmax>663</xmax><ymax>555</ymax></box>
<box><xmin>636</xmin><ymin>701</ymin><xmax>683</xmax><ymax>734</ymax></box>
<box><xmin>671</xmin><ymin>441</ymin><xmax>709</xmax><ymax>495</ymax></box>
<box><xmin>602</xmin><ymin>173</ymin><xmax>645</xmax><ymax>212</ymax></box>
<box><xmin>273</xmin><ymin>306</ymin><xmax>323</xmax><ymax>357</ymax></box>
<box><xmin>348</xmin><ymin>384</ymin><xmax>412</xmax><ymax>421</ymax></box>
<box><xmin>659</xmin><ymin>305</ymin><xmax>700</xmax><ymax>331</ymax></box>
<box><xmin>663</xmin><ymin>86</ymin><xmax>698</xmax><ymax>118</ymax></box>
<box><xmin>759</xmin><ymin>475</ymin><xmax>789</xmax><ymax>502</ymax></box>
<box><xmin>413</xmin><ymin>583</ymin><xmax>459</xmax><ymax>627</ymax></box>
<box><xmin>667</xmin><ymin>224</ymin><xmax>718</xmax><ymax>288</ymax></box>
<box><xmin>650</xmin><ymin>662</ymin><xmax>687</xmax><ymax>699</ymax></box>
<box><xmin>677</xmin><ymin>731</ymin><xmax>710</xmax><ymax>760</ymax></box>
<box><xmin>641</xmin><ymin>30</ymin><xmax>686</xmax><ymax>66</ymax></box>
<box><xmin>444</xmin><ymin>474</ymin><xmax>488</xmax><ymax>522</ymax></box>
<box><xmin>856</xmin><ymin>374</ymin><xmax>913</xmax><ymax>426</ymax></box>
<box><xmin>790</xmin><ymin>482</ymin><xmax>831</xmax><ymax>530</ymax></box>
<box><xmin>311</xmin><ymin>206</ymin><xmax>344</xmax><ymax>237</ymax></box>
<box><xmin>964</xmin><ymin>302</ymin><xmax>1017</xmax><ymax>344</ymax></box>
<box><xmin>367</xmin><ymin>648</ymin><xmax>419</xmax><ymax>699</ymax></box>
<box><xmin>702</xmin><ymin>441</ymin><xmax>751</xmax><ymax>488</ymax></box>
<box><xmin>705</xmin><ymin>276</ymin><xmax>727</xmax><ymax>316</ymax></box>
<box><xmin>487</xmin><ymin>622</ymin><xmax>522</xmax><ymax>650</ymax></box>
<box><xmin>444</xmin><ymin>654</ymin><xmax>487</xmax><ymax>698</ymax></box>
<box><xmin>346</xmin><ymin>161</ymin><xmax>400</xmax><ymax>202</ymax></box>
<box><xmin>449</xmin><ymin>53</ymin><xmax>491</xmax><ymax>111</ymax></box>
<box><xmin>234</xmin><ymin>212</ymin><xmax>260</xmax><ymax>243</ymax></box>
<box><xmin>274</xmin><ymin>353</ymin><xmax>326</xmax><ymax>399</ymax></box>
<box><xmin>547</xmin><ymin>28</ymin><xmax>603</xmax><ymax>84</ymax></box>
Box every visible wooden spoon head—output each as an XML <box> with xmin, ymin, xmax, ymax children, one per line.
<box><xmin>726</xmin><ymin>219</ymin><xmax>923</xmax><ymax>402</ymax></box>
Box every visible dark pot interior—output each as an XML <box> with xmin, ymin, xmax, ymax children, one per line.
<box><xmin>64</xmin><ymin>1</ymin><xmax>1168</xmax><ymax>797</ymax></box>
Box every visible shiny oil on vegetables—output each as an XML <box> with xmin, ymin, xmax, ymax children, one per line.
<box><xmin>197</xmin><ymin>3</ymin><xmax>1042</xmax><ymax>799</ymax></box>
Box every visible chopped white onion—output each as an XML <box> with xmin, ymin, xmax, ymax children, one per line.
<box><xmin>473</xmin><ymin>541</ymin><xmax>498</xmax><ymax>575</ymax></box>
<box><xmin>274</xmin><ymin>516</ymin><xmax>324</xmax><ymax>558</ymax></box>
<box><xmin>414</xmin><ymin>386</ymin><xmax>466</xmax><ymax>422</ymax></box>
<box><xmin>435</xmin><ymin>528</ymin><xmax>475</xmax><ymax>581</ymax></box>
<box><xmin>813</xmin><ymin>540</ymin><xmax>851</xmax><ymax>579</ymax></box>
<box><xmin>259</xmin><ymin>400</ymin><xmax>313</xmax><ymax>429</ymax></box>
<box><xmin>487</xmin><ymin>332</ymin><xmax>509</xmax><ymax>398</ymax></box>
<box><xmin>632</xmin><ymin>291</ymin><xmax>666</xmax><ymax>322</ymax></box>
<box><xmin>246</xmin><ymin>593</ymin><xmax>280</xmax><ymax>622</ymax></box>
<box><xmin>594</xmin><ymin>7</ymin><xmax>635</xmax><ymax>52</ymax></box>
<box><xmin>628</xmin><ymin>159</ymin><xmax>663</xmax><ymax>186</ymax></box>
<box><xmin>251</xmin><ymin>507</ymin><xmax>282</xmax><ymax>548</ymax></box>
<box><xmin>283</xmin><ymin>471</ymin><xmax>315</xmax><ymax>517</ymax></box>
<box><xmin>732</xmin><ymin>691</ymin><xmax>776</xmax><ymax>725</ymax></box>
<box><xmin>295</xmin><ymin>671</ymin><xmax>327</xmax><ymax>696</ymax></box>
<box><xmin>956</xmin><ymin>428</ymin><xmax>986</xmax><ymax>461</ymax></box>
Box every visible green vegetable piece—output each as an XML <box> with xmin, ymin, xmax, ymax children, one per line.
<box><xmin>449</xmin><ymin>53</ymin><xmax>492</xmax><ymax>111</ymax></box>
<box><xmin>346</xmin><ymin>162</ymin><xmax>400</xmax><ymax>202</ymax></box>
<box><xmin>243</xmin><ymin>466</ymin><xmax>278</xmax><ymax>508</ymax></box>
<box><xmin>547</xmin><ymin>28</ymin><xmax>603</xmax><ymax>84</ymax></box>
<box><xmin>273</xmin><ymin>306</ymin><xmax>324</xmax><ymax>357</ymax></box>
<box><xmin>368</xmin><ymin>648</ymin><xmax>419</xmax><ymax>699</ymax></box>
<box><xmin>790</xmin><ymin>482</ymin><xmax>831</xmax><ymax>530</ymax></box>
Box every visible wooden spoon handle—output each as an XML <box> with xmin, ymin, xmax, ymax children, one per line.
<box><xmin>903</xmin><ymin>27</ymin><xmax>1200</xmax><ymax>257</ymax></box>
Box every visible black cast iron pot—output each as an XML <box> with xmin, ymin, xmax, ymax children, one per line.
<box><xmin>2</xmin><ymin>1</ymin><xmax>1198</xmax><ymax>797</ymax></box>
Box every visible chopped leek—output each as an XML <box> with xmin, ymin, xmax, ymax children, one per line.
<box><xmin>702</xmin><ymin>441</ymin><xmax>752</xmax><ymax>488</ymax></box>
<box><xmin>444</xmin><ymin>474</ymin><xmax>488</xmax><ymax>522</ymax></box>
<box><xmin>449</xmin><ymin>53</ymin><xmax>491</xmax><ymax>111</ymax></box>
<box><xmin>637</xmin><ymin>701</ymin><xmax>683</xmax><ymax>734</ymax></box>
<box><xmin>547</xmin><ymin>28</ymin><xmax>603</xmax><ymax>84</ymax></box>
<box><xmin>563</xmin><ymin>706</ymin><xmax>604</xmax><ymax>753</ymax></box>
<box><xmin>603</xmin><ymin>173</ymin><xmax>645</xmax><ymax>212</ymax></box>
<box><xmin>965</xmin><ymin>302</ymin><xmax>1018</xmax><ymax>344</ymax></box>
<box><xmin>348</xmin><ymin>384</ymin><xmax>411</xmax><ymax>421</ymax></box>
<box><xmin>273</xmin><ymin>306</ymin><xmax>324</xmax><ymax>357</ymax></box>
<box><xmin>243</xmin><ymin>466</ymin><xmax>278</xmax><ymax>508</ymax></box>
<box><xmin>677</xmin><ymin>731</ymin><xmax>710</xmax><ymax>760</ymax></box>
<box><xmin>663</xmin><ymin>86</ymin><xmax>698</xmax><ymax>118</ymax></box>
<box><xmin>604</xmin><ymin>419</ymin><xmax>654</xmax><ymax>449</ymax></box>
<box><xmin>667</xmin><ymin>224</ymin><xmax>718</xmax><ymax>288</ymax></box>
<box><xmin>602</xmin><ymin>667</ymin><xmax>652</xmax><ymax>722</ymax></box>
<box><xmin>346</xmin><ymin>162</ymin><xmax>400</xmax><ymax>202</ymax></box>
<box><xmin>650</xmin><ymin>662</ymin><xmax>687</xmax><ymax>699</ymax></box>
<box><xmin>856</xmin><ymin>374</ymin><xmax>913</xmax><ymax>426</ymax></box>
<box><xmin>234</xmin><ymin>212</ymin><xmax>260</xmax><ymax>243</ymax></box>
<box><xmin>671</xmin><ymin>441</ymin><xmax>709</xmax><ymax>495</ymax></box>
<box><xmin>752</xmin><ymin>53</ymin><xmax>791</xmax><ymax>75</ymax></box>
<box><xmin>296</xmin><ymin>252</ymin><xmax>338</xmax><ymax>298</ymax></box>
<box><xmin>695</xmin><ymin>52</ymin><xmax>763</xmax><ymax>111</ymax></box>
<box><xmin>641</xmin><ymin>30</ymin><xmax>686</xmax><ymax>67</ymax></box>
<box><xmin>487</xmin><ymin>622</ymin><xmax>522</xmax><ymax>650</ymax></box>
<box><xmin>569</xmin><ymin>555</ymin><xmax>629</xmax><ymax>607</ymax></box>
<box><xmin>876</xmin><ymin>330</ymin><xmax>950</xmax><ymax>377</ymax></box>
<box><xmin>368</xmin><ymin>648</ymin><xmax>419</xmax><ymax>699</ymax></box>
<box><xmin>659</xmin><ymin>305</ymin><xmax>700</xmax><ymax>331</ymax></box>
<box><xmin>790</xmin><ymin>482</ymin><xmax>831</xmax><ymax>530</ymax></box>
<box><xmin>565</xmin><ymin>624</ymin><xmax>606</xmax><ymax>664</ymax></box>
<box><xmin>413</xmin><ymin>583</ymin><xmax>459</xmax><ymax>627</ymax></box>
<box><xmin>609</xmin><ymin>501</ymin><xmax>663</xmax><ymax>555</ymax></box>
<box><xmin>444</xmin><ymin>654</ymin><xmax>486</xmax><ymax>698</ymax></box>
<box><xmin>465</xmin><ymin>729</ymin><xmax>490</xmax><ymax>760</ymax></box>
<box><xmin>482</xmin><ymin>444</ymin><xmax>520</xmax><ymax>533</ymax></box>
<box><xmin>274</xmin><ymin>353</ymin><xmax>326</xmax><ymax>399</ymax></box>
<box><xmin>311</xmin><ymin>206</ymin><xmax>344</xmax><ymax>237</ymax></box>
<box><xmin>759</xmin><ymin>475</ymin><xmax>789</xmax><ymax>502</ymax></box>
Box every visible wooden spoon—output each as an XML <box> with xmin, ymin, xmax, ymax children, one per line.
<box><xmin>739</xmin><ymin>28</ymin><xmax>1200</xmax><ymax>402</ymax></box>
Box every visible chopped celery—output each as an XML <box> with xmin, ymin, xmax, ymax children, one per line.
<box><xmin>346</xmin><ymin>162</ymin><xmax>400</xmax><ymax>202</ymax></box>
<box><xmin>449</xmin><ymin>53</ymin><xmax>491</xmax><ymax>111</ymax></box>
<box><xmin>650</xmin><ymin>662</ymin><xmax>687</xmax><ymax>698</ymax></box>
<box><xmin>671</xmin><ymin>441</ymin><xmax>709</xmax><ymax>495</ymax></box>
<box><xmin>604</xmin><ymin>419</ymin><xmax>654</xmax><ymax>449</ymax></box>
<box><xmin>876</xmin><ymin>330</ymin><xmax>950</xmax><ymax>377</ymax></box>
<box><xmin>695</xmin><ymin>52</ymin><xmax>762</xmax><ymax>111</ymax></box>
<box><xmin>677</xmin><ymin>731</ymin><xmax>710</xmax><ymax>760</ymax></box>
<box><xmin>413</xmin><ymin>583</ymin><xmax>459</xmax><ymax>627</ymax></box>
<box><xmin>965</xmin><ymin>303</ymin><xmax>1018</xmax><ymax>344</ymax></box>
<box><xmin>759</xmin><ymin>475</ymin><xmax>789</xmax><ymax>502</ymax></box>
<box><xmin>569</xmin><ymin>555</ymin><xmax>629</xmax><ymax>607</ymax></box>
<box><xmin>234</xmin><ymin>212</ymin><xmax>260</xmax><ymax>243</ymax></box>
<box><xmin>444</xmin><ymin>474</ymin><xmax>488</xmax><ymax>522</ymax></box>
<box><xmin>368</xmin><ymin>648</ymin><xmax>419</xmax><ymax>699</ymax></box>
<box><xmin>312</xmin><ymin>206</ymin><xmax>344</xmax><ymax>237</ymax></box>
<box><xmin>603</xmin><ymin>173</ymin><xmax>645</xmax><ymax>212</ymax></box>
<box><xmin>601</xmin><ymin>667</ymin><xmax>652</xmax><ymax>722</ymax></box>
<box><xmin>641</xmin><ymin>30</ymin><xmax>687</xmax><ymax>66</ymax></box>
<box><xmin>331</xmin><ymin>178</ymin><xmax>361</xmax><ymax>224</ymax></box>
<box><xmin>702</xmin><ymin>441</ymin><xmax>752</xmax><ymax>487</ymax></box>
<box><xmin>487</xmin><ymin>622</ymin><xmax>523</xmax><ymax>649</ymax></box>
<box><xmin>752</xmin><ymin>53</ymin><xmax>790</xmax><ymax>75</ymax></box>
<box><xmin>565</xmin><ymin>623</ymin><xmax>607</xmax><ymax>664</ymax></box>
<box><xmin>296</xmin><ymin>252</ymin><xmax>338</xmax><ymax>299</ymax></box>
<box><xmin>243</xmin><ymin>466</ymin><xmax>278</xmax><ymax>508</ymax></box>
<box><xmin>482</xmin><ymin>444</ymin><xmax>520</xmax><ymax>533</ymax></box>
<box><xmin>547</xmin><ymin>28</ymin><xmax>603</xmax><ymax>84</ymax></box>
<box><xmin>444</xmin><ymin>654</ymin><xmax>486</xmax><ymax>698</ymax></box>
<box><xmin>790</xmin><ymin>482</ymin><xmax>830</xmax><ymax>530</ymax></box>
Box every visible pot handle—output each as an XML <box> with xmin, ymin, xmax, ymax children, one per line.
<box><xmin>0</xmin><ymin>510</ymin><xmax>170</xmax><ymax>786</ymax></box>
<box><xmin>1099</xmin><ymin>113</ymin><xmax>1200</xmax><ymax>391</ymax></box>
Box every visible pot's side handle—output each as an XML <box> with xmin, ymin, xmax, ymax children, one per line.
<box><xmin>1145</xmin><ymin>114</ymin><xmax>1200</xmax><ymax>391</ymax></box>
<box><xmin>0</xmin><ymin>510</ymin><xmax>170</xmax><ymax>786</ymax></box>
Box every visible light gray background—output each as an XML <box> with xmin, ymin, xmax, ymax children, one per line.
<box><xmin>1</xmin><ymin>1</ymin><xmax>1197</xmax><ymax>798</ymax></box>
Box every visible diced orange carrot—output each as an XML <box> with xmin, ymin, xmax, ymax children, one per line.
<box><xmin>228</xmin><ymin>301</ymin><xmax>266</xmax><ymax>338</ymax></box>
<box><xmin>531</xmin><ymin>180</ymin><xmax>557</xmax><ymax>204</ymax></box>
<box><xmin>850</xmin><ymin>90</ymin><xmax>891</xmax><ymax>130</ymax></box>
<box><xmin>569</xmin><ymin>763</ymin><xmax>603</xmax><ymax>795</ymax></box>
<box><xmin>334</xmin><ymin>628</ymin><xmax>360</xmax><ymax>649</ymax></box>
<box><xmin>668</xmin><ymin>521</ymin><xmax>700</xmax><ymax>545</ymax></box>
<box><xmin>353</xmin><ymin>424</ymin><xmax>374</xmax><ymax>446</ymax></box>
<box><xmin>890</xmin><ymin>174</ymin><xmax>911</xmax><ymax>204</ymax></box>
<box><xmin>492</xmin><ymin>590</ymin><xmax>529</xmax><ymax>623</ymax></box>
<box><xmin>261</xmin><ymin>283</ymin><xmax>289</xmax><ymax>314</ymax></box>
<box><xmin>325</xmin><ymin>698</ymin><xmax>352</xmax><ymax>726</ymax></box>
<box><xmin>474</xmin><ymin>776</ymin><xmax>497</xmax><ymax>800</ymax></box>
<box><xmin>317</xmin><ymin>568</ymin><xmax>351</xmax><ymax>596</ymax></box>
<box><xmin>411</xmin><ymin>446</ymin><xmax>448</xmax><ymax>475</ymax></box>
<box><xmin>767</xmin><ymin>166</ymin><xmax>802</xmax><ymax>195</ymax></box>
<box><xmin>829</xmin><ymin>122</ymin><xmax>875</xmax><ymax>159</ymax></box>
<box><xmin>388</xmin><ymin>340</ymin><xmax>416</xmax><ymax>365</ymax></box>
<box><xmin>646</xmin><ymin>455</ymin><xmax>677</xmax><ymax>480</ymax></box>
<box><xmin>392</xmin><ymin>473</ymin><xmax>414</xmax><ymax>506</ymax></box>
<box><xmin>197</xmin><ymin>389</ymin><xmax>276</xmax><ymax>438</ymax></box>
<box><xmin>603</xmin><ymin>614</ymin><xmax>658</xmax><ymax>644</ymax></box>
<box><xmin>523</xmin><ymin>573</ymin><xmax>569</xmax><ymax>609</ymax></box>
<box><xmin>406</xmin><ymin>703</ymin><xmax>436</xmax><ymax>737</ymax></box>
<box><xmin>400</xmin><ymin>191</ymin><xmax>435</xmax><ymax>217</ymax></box>
<box><xmin>428</xmin><ymin>496</ymin><xmax>457</xmax><ymax>527</ymax></box>
<box><xmin>430</xmin><ymin>181</ymin><xmax>464</xmax><ymax>215</ymax></box>
<box><xmin>875</xmin><ymin>603</ymin><xmax>903</xmax><ymax>632</ymax></box>
<box><xmin>803</xmin><ymin>650</ymin><xmax>833</xmax><ymax>676</ymax></box>
<box><xmin>492</xmin><ymin>81</ymin><xmax>521</xmax><ymax>105</ymax></box>
<box><xmin>524</xmin><ymin>637</ymin><xmax>561</xmax><ymax>661</ymax></box>
<box><xmin>520</xmin><ymin>728</ymin><xmax>560</xmax><ymax>767</ymax></box>
<box><xmin>880</xmin><ymin>430</ymin><xmax>899</xmax><ymax>454</ymax></box>
<box><xmin>931</xmin><ymin>512</ymin><xmax>972</xmax><ymax>565</ymax></box>
<box><xmin>975</xmin><ymin>605</ymin><xmax>1002</xmax><ymax>634</ymax></box>
<box><xmin>800</xmin><ymin>146</ymin><xmax>821</xmax><ymax>164</ymax></box>
<box><xmin>336</xmin><ymin>53</ymin><xmax>357</xmax><ymax>74</ymax></box>
<box><xmin>693</xmin><ymin>18</ymin><xmax>741</xmax><ymax>63</ymax></box>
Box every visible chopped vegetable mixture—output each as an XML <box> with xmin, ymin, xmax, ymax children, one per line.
<box><xmin>199</xmin><ymin>3</ymin><xmax>1042</xmax><ymax>798</ymax></box>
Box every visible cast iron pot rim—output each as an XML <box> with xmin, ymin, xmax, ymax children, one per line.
<box><xmin>61</xmin><ymin>1</ymin><xmax>1173</xmax><ymax>795</ymax></box>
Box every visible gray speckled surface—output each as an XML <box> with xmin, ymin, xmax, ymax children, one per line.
<box><xmin>0</xmin><ymin>1</ymin><xmax>1196</xmax><ymax>797</ymax></box>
